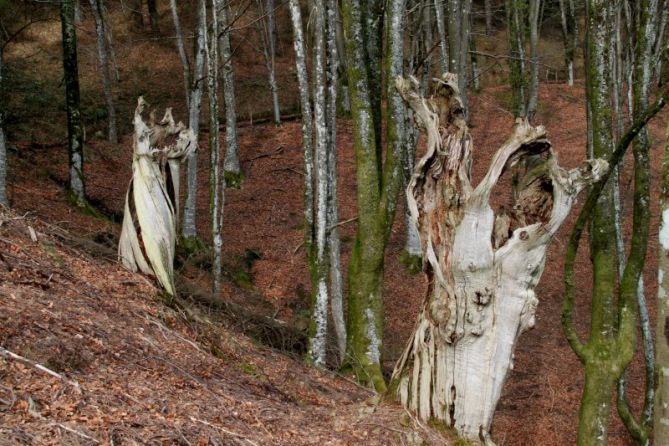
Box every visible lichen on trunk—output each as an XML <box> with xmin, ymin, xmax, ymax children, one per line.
<box><xmin>390</xmin><ymin>74</ymin><xmax>606</xmax><ymax>444</ymax></box>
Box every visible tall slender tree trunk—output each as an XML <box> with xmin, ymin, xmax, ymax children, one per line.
<box><xmin>147</xmin><ymin>0</ymin><xmax>159</xmax><ymax>32</ymax></box>
<box><xmin>656</xmin><ymin>112</ymin><xmax>669</xmax><ymax>446</ymax></box>
<box><xmin>506</xmin><ymin>0</ymin><xmax>527</xmax><ymax>117</ymax></box>
<box><xmin>89</xmin><ymin>0</ymin><xmax>117</xmax><ymax>144</ymax></box>
<box><xmin>558</xmin><ymin>0</ymin><xmax>578</xmax><ymax>86</ymax></box>
<box><xmin>485</xmin><ymin>0</ymin><xmax>493</xmax><ymax>35</ymax></box>
<box><xmin>341</xmin><ymin>0</ymin><xmax>407</xmax><ymax>391</ymax></box>
<box><xmin>130</xmin><ymin>0</ymin><xmax>144</xmax><ymax>29</ymax></box>
<box><xmin>169</xmin><ymin>0</ymin><xmax>191</xmax><ymax>110</ymax></box>
<box><xmin>447</xmin><ymin>0</ymin><xmax>471</xmax><ymax>115</ymax></box>
<box><xmin>218</xmin><ymin>2</ymin><xmax>241</xmax><ymax>186</ymax></box>
<box><xmin>326</xmin><ymin>0</ymin><xmax>346</xmax><ymax>364</ymax></box>
<box><xmin>433</xmin><ymin>0</ymin><xmax>449</xmax><ymax>75</ymax></box>
<box><xmin>61</xmin><ymin>0</ymin><xmax>86</xmax><ymax>208</ymax></box>
<box><xmin>0</xmin><ymin>45</ymin><xmax>7</xmax><ymax>207</ymax></box>
<box><xmin>527</xmin><ymin>0</ymin><xmax>541</xmax><ymax>120</ymax></box>
<box><xmin>307</xmin><ymin>0</ymin><xmax>330</xmax><ymax>366</ymax></box>
<box><xmin>180</xmin><ymin>0</ymin><xmax>206</xmax><ymax>239</ymax></box>
<box><xmin>208</xmin><ymin>0</ymin><xmax>225</xmax><ymax>294</ymax></box>
<box><xmin>288</xmin><ymin>0</ymin><xmax>314</xmax><ymax>267</ymax></box>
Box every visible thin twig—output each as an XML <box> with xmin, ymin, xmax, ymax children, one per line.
<box><xmin>53</xmin><ymin>423</ymin><xmax>100</xmax><ymax>444</ymax></box>
<box><xmin>0</xmin><ymin>347</ymin><xmax>81</xmax><ymax>391</ymax></box>
<box><xmin>189</xmin><ymin>416</ymin><xmax>259</xmax><ymax>446</ymax></box>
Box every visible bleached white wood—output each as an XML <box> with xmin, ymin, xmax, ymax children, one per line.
<box><xmin>392</xmin><ymin>74</ymin><xmax>607</xmax><ymax>443</ymax></box>
<box><xmin>119</xmin><ymin>98</ymin><xmax>195</xmax><ymax>296</ymax></box>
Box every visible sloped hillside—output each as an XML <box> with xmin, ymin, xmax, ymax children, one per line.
<box><xmin>0</xmin><ymin>208</ymin><xmax>452</xmax><ymax>445</ymax></box>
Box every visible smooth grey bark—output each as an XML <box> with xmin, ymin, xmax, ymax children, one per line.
<box><xmin>326</xmin><ymin>0</ymin><xmax>346</xmax><ymax>364</ymax></box>
<box><xmin>527</xmin><ymin>0</ymin><xmax>541</xmax><ymax>120</ymax></box>
<box><xmin>308</xmin><ymin>0</ymin><xmax>329</xmax><ymax>366</ymax></box>
<box><xmin>61</xmin><ymin>0</ymin><xmax>86</xmax><ymax>207</ymax></box>
<box><xmin>169</xmin><ymin>0</ymin><xmax>191</xmax><ymax>110</ymax></box>
<box><xmin>266</xmin><ymin>0</ymin><xmax>278</xmax><ymax>57</ymax></box>
<box><xmin>615</xmin><ymin>1</ymin><xmax>661</xmax><ymax>441</ymax></box>
<box><xmin>178</xmin><ymin>0</ymin><xmax>206</xmax><ymax>239</ymax></box>
<box><xmin>0</xmin><ymin>44</ymin><xmax>6</xmax><ymax>207</ymax></box>
<box><xmin>341</xmin><ymin>0</ymin><xmax>407</xmax><ymax>391</ymax></box>
<box><xmin>558</xmin><ymin>0</ymin><xmax>578</xmax><ymax>86</ymax></box>
<box><xmin>433</xmin><ymin>0</ymin><xmax>449</xmax><ymax>75</ymax></box>
<box><xmin>256</xmin><ymin>0</ymin><xmax>281</xmax><ymax>126</ymax></box>
<box><xmin>447</xmin><ymin>0</ymin><xmax>471</xmax><ymax>116</ymax></box>
<box><xmin>419</xmin><ymin>0</ymin><xmax>433</xmax><ymax>92</ymax></box>
<box><xmin>506</xmin><ymin>0</ymin><xmax>527</xmax><ymax>117</ymax></box>
<box><xmin>485</xmin><ymin>0</ymin><xmax>493</xmax><ymax>35</ymax></box>
<box><xmin>208</xmin><ymin>0</ymin><xmax>225</xmax><ymax>295</ymax></box>
<box><xmin>218</xmin><ymin>1</ymin><xmax>241</xmax><ymax>181</ymax></box>
<box><xmin>288</xmin><ymin>0</ymin><xmax>314</xmax><ymax>245</ymax></box>
<box><xmin>89</xmin><ymin>0</ymin><xmax>117</xmax><ymax>144</ymax></box>
<box><xmin>100</xmin><ymin>2</ymin><xmax>120</xmax><ymax>83</ymax></box>
<box><xmin>470</xmin><ymin>19</ymin><xmax>481</xmax><ymax>93</ymax></box>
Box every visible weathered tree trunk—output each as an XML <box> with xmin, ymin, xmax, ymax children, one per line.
<box><xmin>656</xmin><ymin>111</ymin><xmax>669</xmax><ymax>446</ymax></box>
<box><xmin>218</xmin><ymin>1</ymin><xmax>241</xmax><ymax>187</ymax></box>
<box><xmin>391</xmin><ymin>74</ymin><xmax>606</xmax><ymax>444</ymax></box>
<box><xmin>208</xmin><ymin>0</ymin><xmax>225</xmax><ymax>295</ymax></box>
<box><xmin>61</xmin><ymin>0</ymin><xmax>86</xmax><ymax>208</ymax></box>
<box><xmin>527</xmin><ymin>0</ymin><xmax>541</xmax><ymax>120</ymax></box>
<box><xmin>0</xmin><ymin>45</ymin><xmax>6</xmax><ymax>207</ymax></box>
<box><xmin>119</xmin><ymin>98</ymin><xmax>195</xmax><ymax>296</ymax></box>
<box><xmin>89</xmin><ymin>0</ymin><xmax>117</xmax><ymax>144</ymax></box>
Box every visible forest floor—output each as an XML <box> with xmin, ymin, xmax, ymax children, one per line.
<box><xmin>1</xmin><ymin>3</ymin><xmax>668</xmax><ymax>445</ymax></box>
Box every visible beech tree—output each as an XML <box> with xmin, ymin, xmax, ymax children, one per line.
<box><xmin>390</xmin><ymin>73</ymin><xmax>606</xmax><ymax>443</ymax></box>
<box><xmin>119</xmin><ymin>98</ymin><xmax>195</xmax><ymax>296</ymax></box>
<box><xmin>208</xmin><ymin>0</ymin><xmax>225</xmax><ymax>294</ymax></box>
<box><xmin>170</xmin><ymin>0</ymin><xmax>206</xmax><ymax>239</ymax></box>
<box><xmin>339</xmin><ymin>0</ymin><xmax>408</xmax><ymax>390</ymax></box>
<box><xmin>61</xmin><ymin>0</ymin><xmax>86</xmax><ymax>208</ymax></box>
<box><xmin>446</xmin><ymin>0</ymin><xmax>472</xmax><ymax>115</ymax></box>
<box><xmin>217</xmin><ymin>0</ymin><xmax>241</xmax><ymax>187</ymax></box>
<box><xmin>505</xmin><ymin>0</ymin><xmax>541</xmax><ymax>119</ymax></box>
<box><xmin>88</xmin><ymin>0</ymin><xmax>117</xmax><ymax>144</ymax></box>
<box><xmin>288</xmin><ymin>0</ymin><xmax>345</xmax><ymax>364</ymax></box>
<box><xmin>561</xmin><ymin>1</ymin><xmax>666</xmax><ymax>444</ymax></box>
<box><xmin>558</xmin><ymin>0</ymin><xmax>578</xmax><ymax>86</ymax></box>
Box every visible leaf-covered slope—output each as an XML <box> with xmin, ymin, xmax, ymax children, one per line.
<box><xmin>0</xmin><ymin>208</ymin><xmax>450</xmax><ymax>445</ymax></box>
